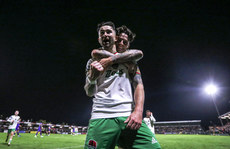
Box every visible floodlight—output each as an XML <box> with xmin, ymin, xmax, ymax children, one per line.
<box><xmin>204</xmin><ymin>84</ymin><xmax>218</xmax><ymax>96</ymax></box>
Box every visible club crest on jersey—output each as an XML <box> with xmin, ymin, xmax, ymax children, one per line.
<box><xmin>88</xmin><ymin>139</ymin><xmax>97</xmax><ymax>149</ymax></box>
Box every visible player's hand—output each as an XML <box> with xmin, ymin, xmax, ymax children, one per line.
<box><xmin>89</xmin><ymin>61</ymin><xmax>104</xmax><ymax>81</ymax></box>
<box><xmin>124</xmin><ymin>111</ymin><xmax>142</xmax><ymax>130</ymax></box>
<box><xmin>99</xmin><ymin>57</ymin><xmax>113</xmax><ymax>69</ymax></box>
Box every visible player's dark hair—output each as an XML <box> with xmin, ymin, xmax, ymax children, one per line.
<box><xmin>146</xmin><ymin>110</ymin><xmax>150</xmax><ymax>112</ymax></box>
<box><xmin>97</xmin><ymin>21</ymin><xmax>116</xmax><ymax>32</ymax></box>
<box><xmin>116</xmin><ymin>25</ymin><xmax>136</xmax><ymax>43</ymax></box>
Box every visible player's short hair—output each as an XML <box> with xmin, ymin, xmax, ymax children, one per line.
<box><xmin>146</xmin><ymin>110</ymin><xmax>150</xmax><ymax>113</ymax></box>
<box><xmin>97</xmin><ymin>21</ymin><xmax>116</xmax><ymax>32</ymax></box>
<box><xmin>116</xmin><ymin>25</ymin><xmax>136</xmax><ymax>43</ymax></box>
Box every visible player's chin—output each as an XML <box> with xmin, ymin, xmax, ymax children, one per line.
<box><xmin>103</xmin><ymin>43</ymin><xmax>111</xmax><ymax>48</ymax></box>
<box><xmin>117</xmin><ymin>49</ymin><xmax>125</xmax><ymax>53</ymax></box>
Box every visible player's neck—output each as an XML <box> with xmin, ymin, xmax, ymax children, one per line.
<box><xmin>103</xmin><ymin>44</ymin><xmax>116</xmax><ymax>53</ymax></box>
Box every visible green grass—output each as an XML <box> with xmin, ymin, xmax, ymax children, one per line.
<box><xmin>157</xmin><ymin>134</ymin><xmax>230</xmax><ymax>149</ymax></box>
<box><xmin>0</xmin><ymin>133</ymin><xmax>85</xmax><ymax>149</ymax></box>
<box><xmin>0</xmin><ymin>133</ymin><xmax>229</xmax><ymax>149</ymax></box>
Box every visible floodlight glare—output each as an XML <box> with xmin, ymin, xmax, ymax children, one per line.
<box><xmin>204</xmin><ymin>84</ymin><xmax>218</xmax><ymax>96</ymax></box>
<box><xmin>203</xmin><ymin>82</ymin><xmax>223</xmax><ymax>126</ymax></box>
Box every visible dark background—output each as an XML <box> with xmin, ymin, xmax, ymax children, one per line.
<box><xmin>1</xmin><ymin>0</ymin><xmax>230</xmax><ymax>128</ymax></box>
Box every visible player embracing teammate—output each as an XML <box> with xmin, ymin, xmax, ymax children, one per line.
<box><xmin>84</xmin><ymin>22</ymin><xmax>161</xmax><ymax>149</ymax></box>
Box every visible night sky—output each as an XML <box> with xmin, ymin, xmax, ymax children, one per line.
<box><xmin>1</xmin><ymin>1</ymin><xmax>230</xmax><ymax>128</ymax></box>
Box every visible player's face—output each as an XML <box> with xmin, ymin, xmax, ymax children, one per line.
<box><xmin>15</xmin><ymin>111</ymin><xmax>19</xmax><ymax>115</ymax></box>
<box><xmin>116</xmin><ymin>33</ymin><xmax>130</xmax><ymax>53</ymax></box>
<box><xmin>98</xmin><ymin>25</ymin><xmax>116</xmax><ymax>48</ymax></box>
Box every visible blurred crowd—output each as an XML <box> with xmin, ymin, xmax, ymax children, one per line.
<box><xmin>209</xmin><ymin>122</ymin><xmax>230</xmax><ymax>135</ymax></box>
<box><xmin>155</xmin><ymin>125</ymin><xmax>204</xmax><ymax>134</ymax></box>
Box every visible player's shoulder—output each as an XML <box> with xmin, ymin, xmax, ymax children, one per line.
<box><xmin>90</xmin><ymin>47</ymin><xmax>103</xmax><ymax>55</ymax></box>
<box><xmin>86</xmin><ymin>58</ymin><xmax>94</xmax><ymax>64</ymax></box>
<box><xmin>86</xmin><ymin>47</ymin><xmax>103</xmax><ymax>71</ymax></box>
<box><xmin>127</xmin><ymin>49</ymin><xmax>142</xmax><ymax>52</ymax></box>
<box><xmin>85</xmin><ymin>58</ymin><xmax>94</xmax><ymax>72</ymax></box>
<box><xmin>92</xmin><ymin>47</ymin><xmax>103</xmax><ymax>51</ymax></box>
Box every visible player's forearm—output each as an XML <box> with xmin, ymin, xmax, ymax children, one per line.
<box><xmin>84</xmin><ymin>59</ymin><xmax>100</xmax><ymax>97</ymax></box>
<box><xmin>133</xmin><ymin>84</ymin><xmax>145</xmax><ymax>113</ymax></box>
<box><xmin>150</xmin><ymin>115</ymin><xmax>156</xmax><ymax>122</ymax></box>
<box><xmin>91</xmin><ymin>49</ymin><xmax>114</xmax><ymax>59</ymax></box>
<box><xmin>84</xmin><ymin>77</ymin><xmax>97</xmax><ymax>97</ymax></box>
<box><xmin>7</xmin><ymin>118</ymin><xmax>13</xmax><ymax>123</ymax></box>
<box><xmin>111</xmin><ymin>49</ymin><xmax>143</xmax><ymax>63</ymax></box>
<box><xmin>132</xmin><ymin>70</ymin><xmax>144</xmax><ymax>113</ymax></box>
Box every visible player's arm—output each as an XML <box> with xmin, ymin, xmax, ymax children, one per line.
<box><xmin>150</xmin><ymin>113</ymin><xmax>156</xmax><ymax>122</ymax></box>
<box><xmin>84</xmin><ymin>59</ymin><xmax>97</xmax><ymax>97</ymax></box>
<box><xmin>92</xmin><ymin>49</ymin><xmax>143</xmax><ymax>68</ymax></box>
<box><xmin>84</xmin><ymin>59</ymin><xmax>103</xmax><ymax>97</ymax></box>
<box><xmin>7</xmin><ymin>116</ymin><xmax>13</xmax><ymax>123</ymax></box>
<box><xmin>125</xmin><ymin>66</ymin><xmax>145</xmax><ymax>130</ymax></box>
<box><xmin>91</xmin><ymin>49</ymin><xmax>114</xmax><ymax>59</ymax></box>
<box><xmin>111</xmin><ymin>49</ymin><xmax>143</xmax><ymax>63</ymax></box>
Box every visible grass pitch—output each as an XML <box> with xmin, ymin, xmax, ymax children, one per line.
<box><xmin>0</xmin><ymin>133</ymin><xmax>229</xmax><ymax>149</ymax></box>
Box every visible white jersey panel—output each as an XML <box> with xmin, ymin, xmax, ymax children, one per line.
<box><xmin>144</xmin><ymin>115</ymin><xmax>156</xmax><ymax>134</ymax></box>
<box><xmin>91</xmin><ymin>63</ymin><xmax>133</xmax><ymax>119</ymax></box>
<box><xmin>7</xmin><ymin>115</ymin><xmax>20</xmax><ymax>129</ymax></box>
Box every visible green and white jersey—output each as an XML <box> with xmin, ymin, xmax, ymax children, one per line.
<box><xmin>86</xmin><ymin>59</ymin><xmax>133</xmax><ymax>119</ymax></box>
<box><xmin>7</xmin><ymin>115</ymin><xmax>20</xmax><ymax>129</ymax></box>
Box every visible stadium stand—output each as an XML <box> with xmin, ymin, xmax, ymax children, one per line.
<box><xmin>209</xmin><ymin>111</ymin><xmax>230</xmax><ymax>135</ymax></box>
<box><xmin>0</xmin><ymin>119</ymin><xmax>87</xmax><ymax>134</ymax></box>
<box><xmin>207</xmin><ymin>111</ymin><xmax>230</xmax><ymax>135</ymax></box>
<box><xmin>1</xmin><ymin>115</ymin><xmax>229</xmax><ymax>135</ymax></box>
<box><xmin>219</xmin><ymin>111</ymin><xmax>230</xmax><ymax>121</ymax></box>
<box><xmin>154</xmin><ymin>120</ymin><xmax>204</xmax><ymax>134</ymax></box>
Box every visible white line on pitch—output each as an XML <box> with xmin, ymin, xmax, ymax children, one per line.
<box><xmin>56</xmin><ymin>145</ymin><xmax>84</xmax><ymax>149</ymax></box>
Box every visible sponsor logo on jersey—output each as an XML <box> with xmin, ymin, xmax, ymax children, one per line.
<box><xmin>88</xmin><ymin>139</ymin><xmax>97</xmax><ymax>149</ymax></box>
<box><xmin>105</xmin><ymin>69</ymin><xmax>124</xmax><ymax>78</ymax></box>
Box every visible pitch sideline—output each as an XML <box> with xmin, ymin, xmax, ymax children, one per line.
<box><xmin>56</xmin><ymin>145</ymin><xmax>84</xmax><ymax>149</ymax></box>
